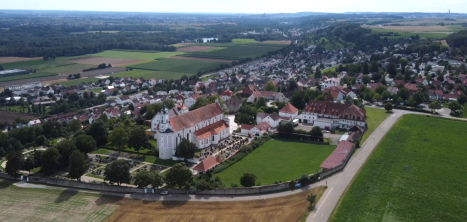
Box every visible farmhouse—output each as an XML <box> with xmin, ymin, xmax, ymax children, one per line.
<box><xmin>301</xmin><ymin>100</ymin><xmax>366</xmax><ymax>130</ymax></box>
<box><xmin>154</xmin><ymin>101</ymin><xmax>231</xmax><ymax>160</ymax></box>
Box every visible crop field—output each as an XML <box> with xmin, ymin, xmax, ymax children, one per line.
<box><xmin>331</xmin><ymin>115</ymin><xmax>467</xmax><ymax>222</ymax></box>
<box><xmin>232</xmin><ymin>38</ymin><xmax>258</xmax><ymax>43</ymax></box>
<box><xmin>55</xmin><ymin>77</ymin><xmax>100</xmax><ymax>87</ymax></box>
<box><xmin>0</xmin><ymin>72</ymin><xmax>57</xmax><ymax>82</ymax></box>
<box><xmin>217</xmin><ymin>140</ymin><xmax>335</xmax><ymax>186</ymax></box>
<box><xmin>0</xmin><ymin>110</ymin><xmax>39</xmax><ymax>123</ymax></box>
<box><xmin>171</xmin><ymin>43</ymin><xmax>195</xmax><ymax>48</ymax></box>
<box><xmin>40</xmin><ymin>63</ymin><xmax>95</xmax><ymax>74</ymax></box>
<box><xmin>0</xmin><ymin>179</ymin><xmax>119</xmax><ymax>222</ymax></box>
<box><xmin>263</xmin><ymin>40</ymin><xmax>292</xmax><ymax>45</ymax></box>
<box><xmin>361</xmin><ymin>107</ymin><xmax>391</xmax><ymax>143</ymax></box>
<box><xmin>106</xmin><ymin>186</ymin><xmax>326</xmax><ymax>222</ymax></box>
<box><xmin>1</xmin><ymin>59</ymin><xmax>73</xmax><ymax>70</ymax></box>
<box><xmin>183</xmin><ymin>44</ymin><xmax>282</xmax><ymax>60</ymax></box>
<box><xmin>169</xmin><ymin>55</ymin><xmax>234</xmax><ymax>63</ymax></box>
<box><xmin>177</xmin><ymin>46</ymin><xmax>217</xmax><ymax>52</ymax></box>
<box><xmin>366</xmin><ymin>27</ymin><xmax>453</xmax><ymax>39</ymax></box>
<box><xmin>129</xmin><ymin>58</ymin><xmax>230</xmax><ymax>74</ymax></box>
<box><xmin>112</xmin><ymin>69</ymin><xmax>193</xmax><ymax>80</ymax></box>
<box><xmin>390</xmin><ymin>18</ymin><xmax>467</xmax><ymax>25</ymax></box>
<box><xmin>0</xmin><ymin>57</ymin><xmax>41</xmax><ymax>64</ymax></box>
<box><xmin>92</xmin><ymin>50</ymin><xmax>185</xmax><ymax>60</ymax></box>
<box><xmin>67</xmin><ymin>56</ymin><xmax>149</xmax><ymax>67</ymax></box>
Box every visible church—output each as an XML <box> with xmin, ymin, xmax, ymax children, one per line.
<box><xmin>152</xmin><ymin>101</ymin><xmax>231</xmax><ymax>160</ymax></box>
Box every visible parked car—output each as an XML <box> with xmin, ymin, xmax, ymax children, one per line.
<box><xmin>322</xmin><ymin>130</ymin><xmax>329</xmax><ymax>133</ymax></box>
<box><xmin>160</xmin><ymin>190</ymin><xmax>169</xmax><ymax>195</ymax></box>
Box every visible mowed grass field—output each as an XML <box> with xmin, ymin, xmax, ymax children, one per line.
<box><xmin>92</xmin><ymin>50</ymin><xmax>185</xmax><ymax>60</ymax></box>
<box><xmin>330</xmin><ymin>115</ymin><xmax>467</xmax><ymax>222</ymax></box>
<box><xmin>56</xmin><ymin>77</ymin><xmax>101</xmax><ymax>87</ymax></box>
<box><xmin>106</xmin><ymin>186</ymin><xmax>327</xmax><ymax>222</ymax></box>
<box><xmin>361</xmin><ymin>107</ymin><xmax>391</xmax><ymax>143</ymax></box>
<box><xmin>129</xmin><ymin>58</ymin><xmax>230</xmax><ymax>74</ymax></box>
<box><xmin>0</xmin><ymin>179</ymin><xmax>119</xmax><ymax>221</ymax></box>
<box><xmin>0</xmin><ymin>72</ymin><xmax>57</xmax><ymax>82</ymax></box>
<box><xmin>112</xmin><ymin>69</ymin><xmax>193</xmax><ymax>80</ymax></box>
<box><xmin>217</xmin><ymin>140</ymin><xmax>335</xmax><ymax>186</ymax></box>
<box><xmin>40</xmin><ymin>63</ymin><xmax>95</xmax><ymax>74</ymax></box>
<box><xmin>368</xmin><ymin>27</ymin><xmax>451</xmax><ymax>39</ymax></box>
<box><xmin>184</xmin><ymin>44</ymin><xmax>283</xmax><ymax>60</ymax></box>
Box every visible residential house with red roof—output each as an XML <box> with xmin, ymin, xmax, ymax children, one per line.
<box><xmin>256</xmin><ymin>112</ymin><xmax>282</xmax><ymax>128</ymax></box>
<box><xmin>279</xmin><ymin>103</ymin><xmax>299</xmax><ymax>120</ymax></box>
<box><xmin>154</xmin><ymin>101</ymin><xmax>230</xmax><ymax>160</ymax></box>
<box><xmin>301</xmin><ymin>100</ymin><xmax>366</xmax><ymax>130</ymax></box>
<box><xmin>323</xmin><ymin>86</ymin><xmax>343</xmax><ymax>102</ymax></box>
<box><xmin>184</xmin><ymin>93</ymin><xmax>199</xmax><ymax>108</ymax></box>
<box><xmin>429</xmin><ymin>89</ymin><xmax>444</xmax><ymax>100</ymax></box>
<box><xmin>193</xmin><ymin>156</ymin><xmax>221</xmax><ymax>173</ymax></box>
<box><xmin>220</xmin><ymin>90</ymin><xmax>234</xmax><ymax>102</ymax></box>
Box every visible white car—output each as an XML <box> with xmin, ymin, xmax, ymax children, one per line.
<box><xmin>160</xmin><ymin>191</ymin><xmax>169</xmax><ymax>195</ymax></box>
<box><xmin>322</xmin><ymin>130</ymin><xmax>329</xmax><ymax>133</ymax></box>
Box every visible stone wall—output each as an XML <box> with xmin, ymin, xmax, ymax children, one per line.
<box><xmin>197</xmin><ymin>183</ymin><xmax>289</xmax><ymax>195</ymax></box>
<box><xmin>27</xmin><ymin>177</ymin><xmax>144</xmax><ymax>193</ymax></box>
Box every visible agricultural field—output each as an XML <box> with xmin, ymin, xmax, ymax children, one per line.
<box><xmin>55</xmin><ymin>77</ymin><xmax>100</xmax><ymax>87</ymax></box>
<box><xmin>183</xmin><ymin>44</ymin><xmax>282</xmax><ymax>60</ymax></box>
<box><xmin>232</xmin><ymin>38</ymin><xmax>258</xmax><ymax>43</ymax></box>
<box><xmin>177</xmin><ymin>46</ymin><xmax>218</xmax><ymax>52</ymax></box>
<box><xmin>361</xmin><ymin>107</ymin><xmax>391</xmax><ymax>143</ymax></box>
<box><xmin>67</xmin><ymin>56</ymin><xmax>148</xmax><ymax>67</ymax></box>
<box><xmin>216</xmin><ymin>140</ymin><xmax>335</xmax><ymax>186</ymax></box>
<box><xmin>107</xmin><ymin>186</ymin><xmax>326</xmax><ymax>222</ymax></box>
<box><xmin>40</xmin><ymin>63</ymin><xmax>95</xmax><ymax>74</ymax></box>
<box><xmin>92</xmin><ymin>50</ymin><xmax>185</xmax><ymax>60</ymax></box>
<box><xmin>365</xmin><ymin>26</ymin><xmax>455</xmax><ymax>39</ymax></box>
<box><xmin>112</xmin><ymin>69</ymin><xmax>193</xmax><ymax>81</ymax></box>
<box><xmin>1</xmin><ymin>59</ymin><xmax>72</xmax><ymax>70</ymax></box>
<box><xmin>0</xmin><ymin>179</ymin><xmax>119</xmax><ymax>221</ymax></box>
<box><xmin>0</xmin><ymin>57</ymin><xmax>41</xmax><ymax>64</ymax></box>
<box><xmin>331</xmin><ymin>115</ymin><xmax>467</xmax><ymax>222</ymax></box>
<box><xmin>0</xmin><ymin>72</ymin><xmax>57</xmax><ymax>82</ymax></box>
<box><xmin>129</xmin><ymin>58</ymin><xmax>230</xmax><ymax>74</ymax></box>
<box><xmin>169</xmin><ymin>56</ymin><xmax>234</xmax><ymax>63</ymax></box>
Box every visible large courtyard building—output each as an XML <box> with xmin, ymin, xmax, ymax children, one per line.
<box><xmin>152</xmin><ymin>101</ymin><xmax>230</xmax><ymax>160</ymax></box>
<box><xmin>301</xmin><ymin>100</ymin><xmax>366</xmax><ymax>130</ymax></box>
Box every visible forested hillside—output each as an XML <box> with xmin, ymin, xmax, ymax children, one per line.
<box><xmin>446</xmin><ymin>29</ymin><xmax>467</xmax><ymax>56</ymax></box>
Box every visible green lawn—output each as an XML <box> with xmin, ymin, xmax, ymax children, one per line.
<box><xmin>54</xmin><ymin>77</ymin><xmax>100</xmax><ymax>87</ymax></box>
<box><xmin>216</xmin><ymin>140</ymin><xmax>336</xmax><ymax>186</ymax></box>
<box><xmin>331</xmin><ymin>115</ymin><xmax>467</xmax><ymax>222</ymax></box>
<box><xmin>112</xmin><ymin>69</ymin><xmax>193</xmax><ymax>80</ymax></box>
<box><xmin>185</xmin><ymin>44</ymin><xmax>283</xmax><ymax>60</ymax></box>
<box><xmin>1</xmin><ymin>59</ymin><xmax>64</xmax><ymax>70</ymax></box>
<box><xmin>0</xmin><ymin>179</ymin><xmax>119</xmax><ymax>221</ymax></box>
<box><xmin>0</xmin><ymin>105</ymin><xmax>26</xmax><ymax>112</ymax></box>
<box><xmin>0</xmin><ymin>72</ymin><xmax>57</xmax><ymax>82</ymax></box>
<box><xmin>91</xmin><ymin>148</ymin><xmax>113</xmax><ymax>155</ymax></box>
<box><xmin>361</xmin><ymin>107</ymin><xmax>391</xmax><ymax>143</ymax></box>
<box><xmin>463</xmin><ymin>103</ymin><xmax>467</xmax><ymax>118</ymax></box>
<box><xmin>92</xmin><ymin>50</ymin><xmax>185</xmax><ymax>60</ymax></box>
<box><xmin>129</xmin><ymin>58</ymin><xmax>230</xmax><ymax>74</ymax></box>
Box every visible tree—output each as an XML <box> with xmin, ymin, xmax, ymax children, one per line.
<box><xmin>256</xmin><ymin>97</ymin><xmax>267</xmax><ymax>108</ymax></box>
<box><xmin>86</xmin><ymin>120</ymin><xmax>109</xmax><ymax>146</ymax></box>
<box><xmin>176</xmin><ymin>138</ymin><xmax>197</xmax><ymax>161</ymax></box>
<box><xmin>5</xmin><ymin>151</ymin><xmax>23</xmax><ymax>177</ymax></box>
<box><xmin>264</xmin><ymin>81</ymin><xmax>276</xmax><ymax>91</ymax></box>
<box><xmin>314</xmin><ymin>67</ymin><xmax>322</xmax><ymax>79</ymax></box>
<box><xmin>362</xmin><ymin>62</ymin><xmax>369</xmax><ymax>74</ymax></box>
<box><xmin>56</xmin><ymin>139</ymin><xmax>77</xmax><ymax>167</ymax></box>
<box><xmin>407</xmin><ymin>99</ymin><xmax>418</xmax><ymax>108</ymax></box>
<box><xmin>362</xmin><ymin>75</ymin><xmax>371</xmax><ymax>84</ymax></box>
<box><xmin>308</xmin><ymin>126</ymin><xmax>323</xmax><ymax>138</ymax></box>
<box><xmin>35</xmin><ymin>135</ymin><xmax>47</xmax><ymax>146</ymax></box>
<box><xmin>400</xmin><ymin>58</ymin><xmax>408</xmax><ymax>74</ymax></box>
<box><xmin>373</xmin><ymin>93</ymin><xmax>382</xmax><ymax>103</ymax></box>
<box><xmin>240</xmin><ymin>173</ymin><xmax>257</xmax><ymax>187</ymax></box>
<box><xmin>73</xmin><ymin>134</ymin><xmax>97</xmax><ymax>154</ymax></box>
<box><xmin>104</xmin><ymin>160</ymin><xmax>131</xmax><ymax>186</ymax></box>
<box><xmin>133</xmin><ymin>170</ymin><xmax>153</xmax><ymax>188</ymax></box>
<box><xmin>381</xmin><ymin>91</ymin><xmax>392</xmax><ymax>101</ymax></box>
<box><xmin>68</xmin><ymin>150</ymin><xmax>88</xmax><ymax>181</ymax></box>
<box><xmin>448</xmin><ymin>101</ymin><xmax>461</xmax><ymax>111</ymax></box>
<box><xmin>165</xmin><ymin>163</ymin><xmax>193</xmax><ymax>189</ymax></box>
<box><xmin>429</xmin><ymin>101</ymin><xmax>441</xmax><ymax>113</ymax></box>
<box><xmin>457</xmin><ymin>94</ymin><xmax>467</xmax><ymax>105</ymax></box>
<box><xmin>384</xmin><ymin>103</ymin><xmax>393</xmax><ymax>112</ymax></box>
<box><xmin>412</xmin><ymin>91</ymin><xmax>425</xmax><ymax>105</ymax></box>
<box><xmin>41</xmin><ymin>148</ymin><xmax>61</xmax><ymax>172</ymax></box>
<box><xmin>397</xmin><ymin>88</ymin><xmax>410</xmax><ymax>100</ymax></box>
<box><xmin>277</xmin><ymin>122</ymin><xmax>295</xmax><ymax>134</ymax></box>
<box><xmin>22</xmin><ymin>158</ymin><xmax>34</xmax><ymax>173</ymax></box>
<box><xmin>128</xmin><ymin>126</ymin><xmax>149</xmax><ymax>154</ymax></box>
<box><xmin>151</xmin><ymin>171</ymin><xmax>165</xmax><ymax>189</ymax></box>
<box><xmin>68</xmin><ymin>119</ymin><xmax>82</xmax><ymax>132</ymax></box>
<box><xmin>386</xmin><ymin>62</ymin><xmax>397</xmax><ymax>77</ymax></box>
<box><xmin>128</xmin><ymin>103</ymin><xmax>134</xmax><ymax>111</ymax></box>
<box><xmin>109</xmin><ymin>127</ymin><xmax>129</xmax><ymax>150</ymax></box>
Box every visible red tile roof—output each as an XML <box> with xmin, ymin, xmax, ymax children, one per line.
<box><xmin>221</xmin><ymin>90</ymin><xmax>233</xmax><ymax>96</ymax></box>
<box><xmin>193</xmin><ymin>156</ymin><xmax>220</xmax><ymax>172</ymax></box>
<box><xmin>304</xmin><ymin>100</ymin><xmax>366</xmax><ymax>120</ymax></box>
<box><xmin>241</xmin><ymin>124</ymin><xmax>255</xmax><ymax>130</ymax></box>
<box><xmin>320</xmin><ymin>140</ymin><xmax>355</xmax><ymax>169</ymax></box>
<box><xmin>280</xmin><ymin>103</ymin><xmax>298</xmax><ymax>114</ymax></box>
<box><xmin>323</xmin><ymin>86</ymin><xmax>341</xmax><ymax>101</ymax></box>
<box><xmin>170</xmin><ymin>103</ymin><xmax>224</xmax><ymax>132</ymax></box>
<box><xmin>254</xmin><ymin>122</ymin><xmax>271</xmax><ymax>131</ymax></box>
<box><xmin>194</xmin><ymin>120</ymin><xmax>229</xmax><ymax>139</ymax></box>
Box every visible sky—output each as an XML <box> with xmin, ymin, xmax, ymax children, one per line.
<box><xmin>1</xmin><ymin>0</ymin><xmax>466</xmax><ymax>14</ymax></box>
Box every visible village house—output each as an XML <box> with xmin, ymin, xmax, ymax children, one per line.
<box><xmin>256</xmin><ymin>112</ymin><xmax>282</xmax><ymax>128</ymax></box>
<box><xmin>184</xmin><ymin>94</ymin><xmax>199</xmax><ymax>108</ymax></box>
<box><xmin>220</xmin><ymin>90</ymin><xmax>234</xmax><ymax>102</ymax></box>
<box><xmin>323</xmin><ymin>86</ymin><xmax>344</xmax><ymax>102</ymax></box>
<box><xmin>224</xmin><ymin>96</ymin><xmax>242</xmax><ymax>114</ymax></box>
<box><xmin>154</xmin><ymin>101</ymin><xmax>230</xmax><ymax>160</ymax></box>
<box><xmin>240</xmin><ymin>122</ymin><xmax>271</xmax><ymax>137</ymax></box>
<box><xmin>279</xmin><ymin>103</ymin><xmax>299</xmax><ymax>120</ymax></box>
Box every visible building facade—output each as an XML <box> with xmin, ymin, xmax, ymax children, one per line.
<box><xmin>153</xmin><ymin>101</ymin><xmax>230</xmax><ymax>160</ymax></box>
<box><xmin>301</xmin><ymin>100</ymin><xmax>366</xmax><ymax>130</ymax></box>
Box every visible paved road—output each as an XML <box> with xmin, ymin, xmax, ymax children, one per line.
<box><xmin>307</xmin><ymin>111</ymin><xmax>403</xmax><ymax>222</ymax></box>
